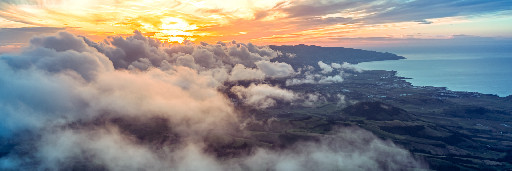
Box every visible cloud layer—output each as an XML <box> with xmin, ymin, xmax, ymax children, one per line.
<box><xmin>0</xmin><ymin>32</ymin><xmax>426</xmax><ymax>170</ymax></box>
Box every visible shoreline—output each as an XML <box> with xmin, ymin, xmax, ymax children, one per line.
<box><xmin>356</xmin><ymin>57</ymin><xmax>512</xmax><ymax>97</ymax></box>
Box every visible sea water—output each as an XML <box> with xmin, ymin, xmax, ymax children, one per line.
<box><xmin>356</xmin><ymin>52</ymin><xmax>512</xmax><ymax>97</ymax></box>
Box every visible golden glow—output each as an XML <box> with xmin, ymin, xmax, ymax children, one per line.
<box><xmin>1</xmin><ymin>0</ymin><xmax>510</xmax><ymax>46</ymax></box>
<box><xmin>154</xmin><ymin>17</ymin><xmax>197</xmax><ymax>43</ymax></box>
<box><xmin>0</xmin><ymin>0</ymin><xmax>284</xmax><ymax>43</ymax></box>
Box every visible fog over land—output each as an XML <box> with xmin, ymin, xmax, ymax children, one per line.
<box><xmin>0</xmin><ymin>31</ymin><xmax>426</xmax><ymax>170</ymax></box>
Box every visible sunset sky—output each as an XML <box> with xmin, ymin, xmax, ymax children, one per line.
<box><xmin>1</xmin><ymin>0</ymin><xmax>512</xmax><ymax>48</ymax></box>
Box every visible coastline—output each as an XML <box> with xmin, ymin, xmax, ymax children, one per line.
<box><xmin>356</xmin><ymin>56</ymin><xmax>512</xmax><ymax>97</ymax></box>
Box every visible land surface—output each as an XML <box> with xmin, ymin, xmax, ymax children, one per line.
<box><xmin>250</xmin><ymin>45</ymin><xmax>512</xmax><ymax>170</ymax></box>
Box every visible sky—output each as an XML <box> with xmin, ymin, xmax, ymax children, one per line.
<box><xmin>0</xmin><ymin>0</ymin><xmax>512</xmax><ymax>49</ymax></box>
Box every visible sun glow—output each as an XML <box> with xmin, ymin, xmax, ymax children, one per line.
<box><xmin>156</xmin><ymin>17</ymin><xmax>197</xmax><ymax>43</ymax></box>
<box><xmin>1</xmin><ymin>0</ymin><xmax>510</xmax><ymax>46</ymax></box>
<box><xmin>0</xmin><ymin>0</ymin><xmax>284</xmax><ymax>43</ymax></box>
<box><xmin>130</xmin><ymin>16</ymin><xmax>199</xmax><ymax>43</ymax></box>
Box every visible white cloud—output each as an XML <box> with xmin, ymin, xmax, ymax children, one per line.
<box><xmin>229</xmin><ymin>64</ymin><xmax>265</xmax><ymax>81</ymax></box>
<box><xmin>318</xmin><ymin>75</ymin><xmax>344</xmax><ymax>84</ymax></box>
<box><xmin>285</xmin><ymin>61</ymin><xmax>361</xmax><ymax>86</ymax></box>
<box><xmin>330</xmin><ymin>62</ymin><xmax>363</xmax><ymax>72</ymax></box>
<box><xmin>331</xmin><ymin>62</ymin><xmax>342</xmax><ymax>69</ymax></box>
<box><xmin>231</xmin><ymin>84</ymin><xmax>298</xmax><ymax>109</ymax></box>
<box><xmin>318</xmin><ymin>61</ymin><xmax>333</xmax><ymax>74</ymax></box>
<box><xmin>285</xmin><ymin>68</ymin><xmax>343</xmax><ymax>86</ymax></box>
<box><xmin>336</xmin><ymin>94</ymin><xmax>346</xmax><ymax>106</ymax></box>
<box><xmin>255</xmin><ymin>60</ymin><xmax>295</xmax><ymax>78</ymax></box>
<box><xmin>341</xmin><ymin>62</ymin><xmax>363</xmax><ymax>72</ymax></box>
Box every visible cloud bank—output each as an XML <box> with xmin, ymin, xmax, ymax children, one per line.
<box><xmin>0</xmin><ymin>31</ymin><xmax>426</xmax><ymax>170</ymax></box>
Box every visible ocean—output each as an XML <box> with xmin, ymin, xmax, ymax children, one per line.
<box><xmin>356</xmin><ymin>52</ymin><xmax>512</xmax><ymax>97</ymax></box>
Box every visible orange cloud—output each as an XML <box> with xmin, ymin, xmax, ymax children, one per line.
<box><xmin>0</xmin><ymin>0</ymin><xmax>510</xmax><ymax>46</ymax></box>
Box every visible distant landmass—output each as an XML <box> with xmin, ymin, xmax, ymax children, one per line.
<box><xmin>270</xmin><ymin>44</ymin><xmax>405</xmax><ymax>67</ymax></box>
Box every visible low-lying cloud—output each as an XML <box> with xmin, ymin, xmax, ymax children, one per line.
<box><xmin>231</xmin><ymin>84</ymin><xmax>298</xmax><ymax>109</ymax></box>
<box><xmin>285</xmin><ymin>61</ymin><xmax>362</xmax><ymax>86</ymax></box>
<box><xmin>0</xmin><ymin>31</ymin><xmax>426</xmax><ymax>170</ymax></box>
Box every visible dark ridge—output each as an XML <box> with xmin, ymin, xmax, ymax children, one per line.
<box><xmin>269</xmin><ymin>44</ymin><xmax>405</xmax><ymax>68</ymax></box>
<box><xmin>342</xmin><ymin>101</ymin><xmax>413</xmax><ymax>121</ymax></box>
<box><xmin>505</xmin><ymin>95</ymin><xmax>512</xmax><ymax>102</ymax></box>
<box><xmin>442</xmin><ymin>105</ymin><xmax>510</xmax><ymax>119</ymax></box>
